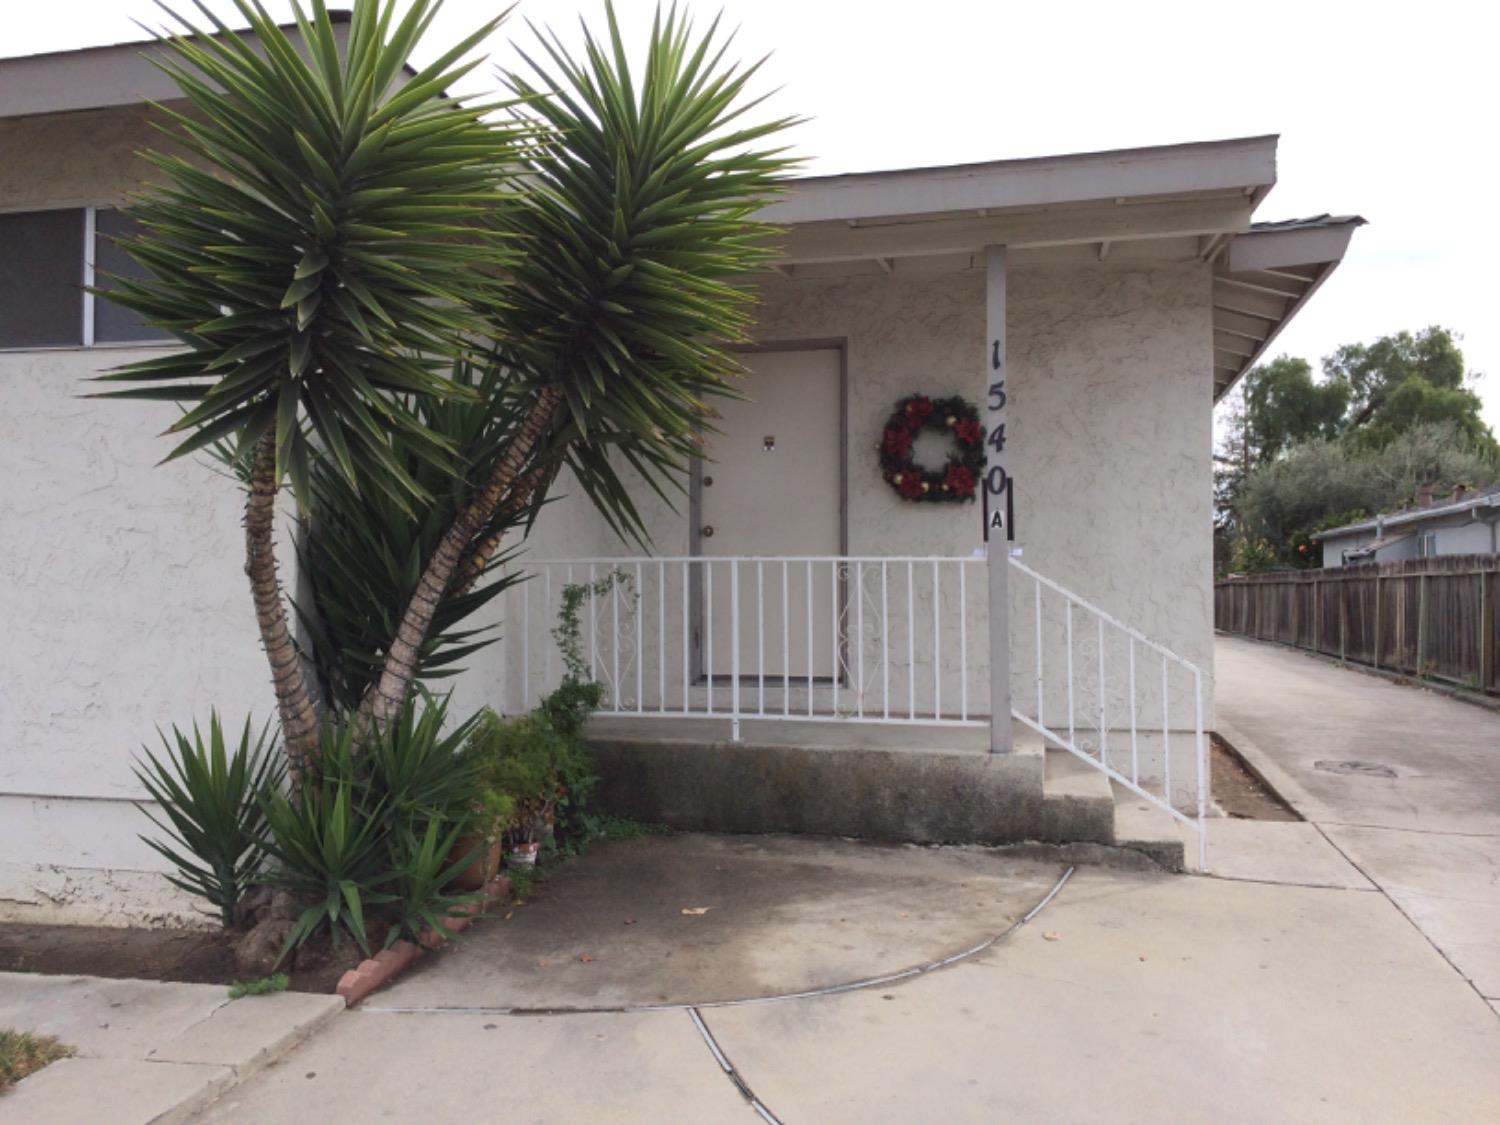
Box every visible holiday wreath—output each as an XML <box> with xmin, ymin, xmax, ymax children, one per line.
<box><xmin>879</xmin><ymin>394</ymin><xmax>985</xmax><ymax>503</ymax></box>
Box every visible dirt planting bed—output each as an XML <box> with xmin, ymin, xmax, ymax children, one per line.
<box><xmin>0</xmin><ymin>923</ymin><xmax>348</xmax><ymax>994</ymax></box>
<box><xmin>1210</xmin><ymin>733</ymin><xmax>1300</xmax><ymax>821</ymax></box>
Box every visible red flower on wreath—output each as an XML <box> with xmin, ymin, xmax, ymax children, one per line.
<box><xmin>944</xmin><ymin>463</ymin><xmax>976</xmax><ymax>498</ymax></box>
<box><xmin>897</xmin><ymin>473</ymin><xmax>926</xmax><ymax>500</ymax></box>
<box><xmin>904</xmin><ymin>396</ymin><xmax>934</xmax><ymax>421</ymax></box>
<box><xmin>881</xmin><ymin>426</ymin><xmax>912</xmax><ymax>458</ymax></box>
<box><xmin>954</xmin><ymin>417</ymin><xmax>982</xmax><ymax>446</ymax></box>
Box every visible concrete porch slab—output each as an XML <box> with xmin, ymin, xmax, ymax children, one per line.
<box><xmin>588</xmin><ymin>713</ymin><xmax>992</xmax><ymax>750</ymax></box>
<box><xmin>590</xmin><ymin>733</ymin><xmax>1053</xmax><ymax>844</ymax></box>
<box><xmin>371</xmin><ymin>833</ymin><xmax>1066</xmax><ymax>1011</ymax></box>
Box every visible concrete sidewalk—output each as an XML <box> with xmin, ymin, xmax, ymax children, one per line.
<box><xmin>0</xmin><ymin>972</ymin><xmax>342</xmax><ymax>1124</ymax></box>
<box><xmin>1216</xmin><ymin>634</ymin><xmax>1500</xmax><ymax>1005</ymax></box>
<box><xmin>190</xmin><ymin>831</ymin><xmax>1500</xmax><ymax>1122</ymax></box>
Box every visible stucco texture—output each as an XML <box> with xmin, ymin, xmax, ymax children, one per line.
<box><xmin>0</xmin><ymin>108</ymin><xmax>270</xmax><ymax>923</ymax></box>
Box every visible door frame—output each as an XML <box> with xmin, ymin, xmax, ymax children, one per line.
<box><xmin>688</xmin><ymin>338</ymin><xmax>849</xmax><ymax>684</ymax></box>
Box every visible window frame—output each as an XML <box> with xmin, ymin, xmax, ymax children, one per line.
<box><xmin>1417</xmin><ymin>530</ymin><xmax>1438</xmax><ymax>559</ymax></box>
<box><xmin>0</xmin><ymin>202</ymin><xmax>174</xmax><ymax>354</ymax></box>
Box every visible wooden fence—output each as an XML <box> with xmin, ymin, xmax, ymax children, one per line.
<box><xmin>1214</xmin><ymin>554</ymin><xmax>1499</xmax><ymax>696</ymax></box>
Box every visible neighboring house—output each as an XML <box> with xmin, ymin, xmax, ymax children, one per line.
<box><xmin>1316</xmin><ymin>486</ymin><xmax>1500</xmax><ymax>566</ymax></box>
<box><xmin>0</xmin><ymin>26</ymin><xmax>1360</xmax><ymax>923</ymax></box>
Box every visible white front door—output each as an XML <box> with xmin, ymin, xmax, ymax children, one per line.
<box><xmin>698</xmin><ymin>347</ymin><xmax>842</xmax><ymax>680</ymax></box>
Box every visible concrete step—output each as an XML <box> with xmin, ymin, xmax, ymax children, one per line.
<box><xmin>1040</xmin><ymin>747</ymin><xmax>1115</xmax><ymax>845</ymax></box>
<box><xmin>1110</xmin><ymin>781</ymin><xmax>1190</xmax><ymax>872</ymax></box>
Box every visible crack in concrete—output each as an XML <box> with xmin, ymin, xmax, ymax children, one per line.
<box><xmin>1321</xmin><ymin>820</ymin><xmax>1500</xmax><ymax>840</ymax></box>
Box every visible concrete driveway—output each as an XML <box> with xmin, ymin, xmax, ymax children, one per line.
<box><xmin>191</xmin><ymin>831</ymin><xmax>1500</xmax><ymax>1123</ymax></box>
<box><xmin>1216</xmin><ymin>634</ymin><xmax>1500</xmax><ymax>1009</ymax></box>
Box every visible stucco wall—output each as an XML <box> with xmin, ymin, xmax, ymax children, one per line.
<box><xmin>0</xmin><ymin>104</ymin><xmax>165</xmax><ymax>210</ymax></box>
<box><xmin>0</xmin><ymin>344</ymin><xmax>275</xmax><ymax>926</ymax></box>
<box><xmin>0</xmin><ymin>107</ymin><xmax>263</xmax><ymax>925</ymax></box>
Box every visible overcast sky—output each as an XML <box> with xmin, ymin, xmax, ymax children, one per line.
<box><xmin>8</xmin><ymin>0</ymin><xmax>1497</xmax><ymax>430</ymax></box>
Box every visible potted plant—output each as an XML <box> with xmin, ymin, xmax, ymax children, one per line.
<box><xmin>463</xmin><ymin>710</ymin><xmax>564</xmax><ymax>872</ymax></box>
<box><xmin>446</xmin><ymin>787</ymin><xmax>513</xmax><ymax>892</ymax></box>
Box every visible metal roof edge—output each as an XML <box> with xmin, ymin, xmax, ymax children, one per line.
<box><xmin>1315</xmin><ymin>490</ymin><xmax>1500</xmax><ymax>539</ymax></box>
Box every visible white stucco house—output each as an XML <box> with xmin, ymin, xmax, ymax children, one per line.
<box><xmin>1316</xmin><ymin>486</ymin><xmax>1500</xmax><ymax>566</ymax></box>
<box><xmin>0</xmin><ymin>27</ymin><xmax>1361</xmax><ymax>923</ymax></box>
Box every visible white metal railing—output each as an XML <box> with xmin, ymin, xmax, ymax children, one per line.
<box><xmin>499</xmin><ymin>554</ymin><xmax>1207</xmax><ymax>866</ymax></box>
<box><xmin>1007</xmin><ymin>558</ymin><xmax>1208</xmax><ymax>868</ymax></box>
<box><xmin>500</xmin><ymin>556</ymin><xmax>989</xmax><ymax>739</ymax></box>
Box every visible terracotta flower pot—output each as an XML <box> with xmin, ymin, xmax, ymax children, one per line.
<box><xmin>448</xmin><ymin>835</ymin><xmax>501</xmax><ymax>892</ymax></box>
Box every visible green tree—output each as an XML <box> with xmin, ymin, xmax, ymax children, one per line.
<box><xmin>94</xmin><ymin>0</ymin><xmax>796</xmax><ymax>772</ymax></box>
<box><xmin>1328</xmin><ymin>326</ymin><xmax>1466</xmax><ymax>425</ymax></box>
<box><xmin>1237</xmin><ymin>421</ymin><xmax>1499</xmax><ymax>561</ymax></box>
<box><xmin>1243</xmin><ymin>356</ymin><xmax>1349</xmax><ymax>462</ymax></box>
<box><xmin>1326</xmin><ymin>326</ymin><xmax>1496</xmax><ymax>454</ymax></box>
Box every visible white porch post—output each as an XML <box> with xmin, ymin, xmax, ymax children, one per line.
<box><xmin>985</xmin><ymin>244</ymin><xmax>1013</xmax><ymax>752</ymax></box>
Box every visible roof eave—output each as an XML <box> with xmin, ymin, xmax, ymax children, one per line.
<box><xmin>758</xmin><ymin>134</ymin><xmax>1279</xmax><ymax>227</ymax></box>
<box><xmin>1211</xmin><ymin>217</ymin><xmax>1365</xmax><ymax>402</ymax></box>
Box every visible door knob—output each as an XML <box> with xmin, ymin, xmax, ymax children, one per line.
<box><xmin>701</xmin><ymin>526</ymin><xmax>715</xmax><ymax>538</ymax></box>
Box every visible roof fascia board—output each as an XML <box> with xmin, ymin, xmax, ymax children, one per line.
<box><xmin>0</xmin><ymin>19</ymin><xmax>354</xmax><ymax>118</ymax></box>
<box><xmin>1213</xmin><ymin>220</ymin><xmax>1361</xmax><ymax>401</ymax></box>
<box><xmin>1227</xmin><ymin>222</ymin><xmax>1358</xmax><ymax>273</ymax></box>
<box><xmin>758</xmin><ymin>135</ymin><xmax>1278</xmax><ymax>226</ymax></box>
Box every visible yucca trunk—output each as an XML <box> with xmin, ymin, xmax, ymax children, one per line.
<box><xmin>450</xmin><ymin>463</ymin><xmax>547</xmax><ymax>598</ymax></box>
<box><xmin>246</xmin><ymin>432</ymin><xmax>322</xmax><ymax>776</ymax></box>
<box><xmin>357</xmin><ymin>386</ymin><xmax>563</xmax><ymax>734</ymax></box>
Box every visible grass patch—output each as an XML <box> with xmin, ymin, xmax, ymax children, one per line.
<box><xmin>0</xmin><ymin>1029</ymin><xmax>73</xmax><ymax>1091</ymax></box>
<box><xmin>228</xmin><ymin>973</ymin><xmax>290</xmax><ymax>999</ymax></box>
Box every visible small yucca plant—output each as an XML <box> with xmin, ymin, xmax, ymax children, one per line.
<box><xmin>134</xmin><ymin>713</ymin><xmax>284</xmax><ymax>927</ymax></box>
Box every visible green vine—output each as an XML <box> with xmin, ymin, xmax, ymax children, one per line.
<box><xmin>551</xmin><ymin>568</ymin><xmax>637</xmax><ymax>684</ymax></box>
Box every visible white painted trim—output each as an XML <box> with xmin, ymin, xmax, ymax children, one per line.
<box><xmin>758</xmin><ymin>135</ymin><xmax>1279</xmax><ymax>226</ymax></box>
<box><xmin>81</xmin><ymin>205</ymin><xmax>96</xmax><ymax>347</ymax></box>
<box><xmin>1227</xmin><ymin>221</ymin><xmax>1360</xmax><ymax>273</ymax></box>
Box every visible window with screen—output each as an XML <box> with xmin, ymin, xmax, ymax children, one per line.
<box><xmin>0</xmin><ymin>209</ymin><xmax>85</xmax><ymax>348</ymax></box>
<box><xmin>94</xmin><ymin>209</ymin><xmax>172</xmax><ymax>344</ymax></box>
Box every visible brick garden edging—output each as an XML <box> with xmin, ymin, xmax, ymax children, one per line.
<box><xmin>336</xmin><ymin>875</ymin><xmax>511</xmax><ymax>1007</ymax></box>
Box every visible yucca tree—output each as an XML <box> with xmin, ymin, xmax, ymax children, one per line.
<box><xmin>95</xmin><ymin>0</ymin><xmax>529</xmax><ymax>771</ymax></box>
<box><xmin>356</xmin><ymin>4</ymin><xmax>799</xmax><ymax>731</ymax></box>
<box><xmin>295</xmin><ymin>361</ymin><xmax>536</xmax><ymax>713</ymax></box>
<box><xmin>96</xmin><ymin>0</ymin><xmax>797</xmax><ymax>765</ymax></box>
